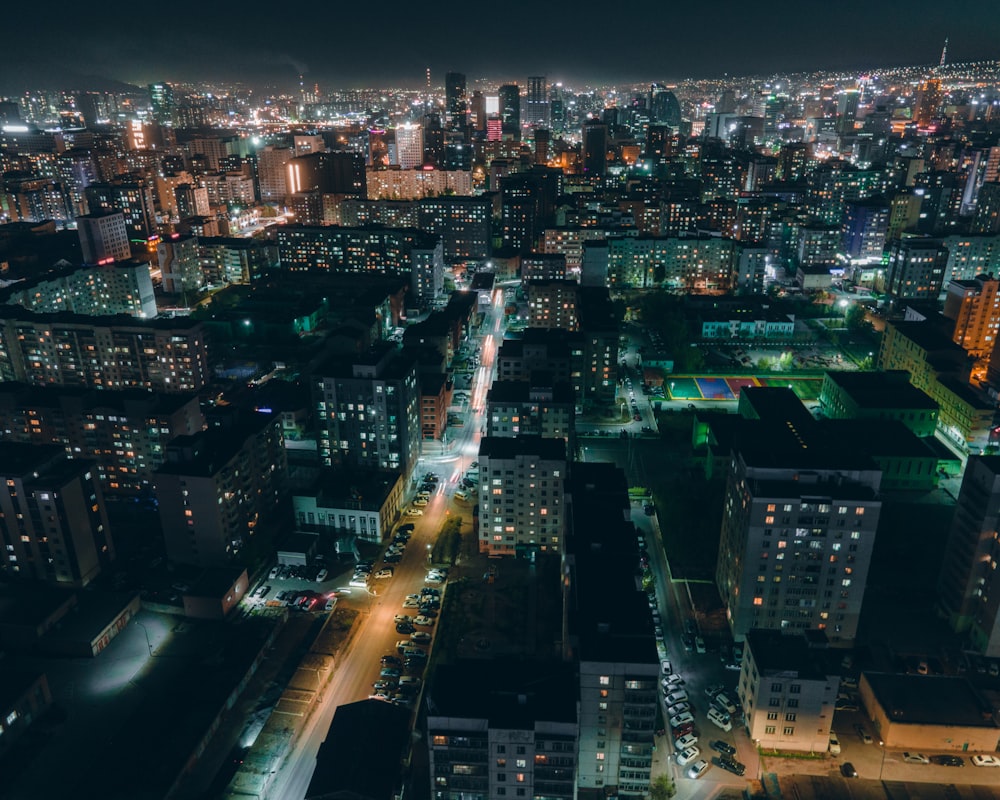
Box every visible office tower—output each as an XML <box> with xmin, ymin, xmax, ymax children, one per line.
<box><xmin>836</xmin><ymin>89</ymin><xmax>860</xmax><ymax>135</ymax></box>
<box><xmin>445</xmin><ymin>72</ymin><xmax>467</xmax><ymax>128</ymax></box>
<box><xmin>148</xmin><ymin>82</ymin><xmax>174</xmax><ymax>125</ymax></box>
<box><xmin>644</xmin><ymin>124</ymin><xmax>672</xmax><ymax>162</ymax></box>
<box><xmin>155</xmin><ymin>411</ymin><xmax>287</xmax><ymax>568</ymax></box>
<box><xmin>581</xmin><ymin>119</ymin><xmax>608</xmax><ymax>176</ymax></box>
<box><xmin>938</xmin><ymin>456</ymin><xmax>1000</xmax><ymax>656</ymax></box>
<box><xmin>716</xmin><ymin>388</ymin><xmax>883</xmax><ymax>644</ymax></box>
<box><xmin>0</xmin><ymin>313</ymin><xmax>210</xmax><ymax>392</ymax></box>
<box><xmin>914</xmin><ymin>79</ymin><xmax>942</xmax><ymax>126</ymax></box>
<box><xmin>739</xmin><ymin>631</ymin><xmax>840</xmax><ymax>753</ymax></box>
<box><xmin>499</xmin><ymin>83</ymin><xmax>520</xmax><ymax>135</ymax></box>
<box><xmin>649</xmin><ymin>83</ymin><xmax>681</xmax><ymax>128</ymax></box>
<box><xmin>394</xmin><ymin>123</ymin><xmax>424</xmax><ymax>169</ymax></box>
<box><xmin>76</xmin><ymin>209</ymin><xmax>132</xmax><ymax>263</ymax></box>
<box><xmin>470</xmin><ymin>90</ymin><xmax>486</xmax><ymax>131</ymax></box>
<box><xmin>256</xmin><ymin>145</ymin><xmax>294</xmax><ymax>205</ymax></box>
<box><xmin>525</xmin><ymin>76</ymin><xmax>550</xmax><ymax>128</ymax></box>
<box><xmin>477</xmin><ymin>436</ymin><xmax>566</xmax><ymax>556</ymax></box>
<box><xmin>314</xmin><ymin>344</ymin><xmax>420</xmax><ymax>478</ymax></box>
<box><xmin>533</xmin><ymin>128</ymin><xmax>550</xmax><ymax>165</ymax></box>
<box><xmin>0</xmin><ymin>442</ymin><xmax>114</xmax><ymax>586</ymax></box>
<box><xmin>421</xmin><ymin>114</ymin><xmax>444</xmax><ymax>167</ymax></box>
<box><xmin>486</xmin><ymin>115</ymin><xmax>502</xmax><ymax>141</ymax></box>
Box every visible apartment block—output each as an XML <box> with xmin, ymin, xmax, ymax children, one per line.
<box><xmin>154</xmin><ymin>411</ymin><xmax>288</xmax><ymax>568</ymax></box>
<box><xmin>486</xmin><ymin>379</ymin><xmax>575</xmax><ymax>441</ymax></box>
<box><xmin>313</xmin><ymin>344</ymin><xmax>420</xmax><ymax>479</ymax></box>
<box><xmin>0</xmin><ymin>309</ymin><xmax>210</xmax><ymax>393</ymax></box>
<box><xmin>937</xmin><ymin>456</ymin><xmax>1000</xmax><ymax>657</ymax></box>
<box><xmin>738</xmin><ymin>629</ymin><xmax>839</xmax><ymax>752</ymax></box>
<box><xmin>943</xmin><ymin>275</ymin><xmax>1000</xmax><ymax>360</ymax></box>
<box><xmin>3</xmin><ymin>260</ymin><xmax>156</xmax><ymax>319</ymax></box>
<box><xmin>477</xmin><ymin>436</ymin><xmax>567</xmax><ymax>557</ymax></box>
<box><xmin>716</xmin><ymin>392</ymin><xmax>883</xmax><ymax>644</ymax></box>
<box><xmin>427</xmin><ymin>661</ymin><xmax>578</xmax><ymax>800</ymax></box>
<box><xmin>0</xmin><ymin>383</ymin><xmax>204</xmax><ymax>496</ymax></box>
<box><xmin>0</xmin><ymin>442</ymin><xmax>114</xmax><ymax>586</ymax></box>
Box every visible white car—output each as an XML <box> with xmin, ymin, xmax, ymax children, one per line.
<box><xmin>414</xmin><ymin>615</ymin><xmax>435</xmax><ymax>627</ymax></box>
<box><xmin>413</xmin><ymin>497</ymin><xmax>428</xmax><ymax>507</ymax></box>
<box><xmin>972</xmin><ymin>754</ymin><xmax>1000</xmax><ymax>767</ymax></box>
<box><xmin>663</xmin><ymin>673</ymin><xmax>684</xmax><ymax>687</ymax></box>
<box><xmin>902</xmin><ymin>752</ymin><xmax>929</xmax><ymax>764</ymax></box>
<box><xmin>375</xmin><ymin>567</ymin><xmax>394</xmax><ymax>579</ymax></box>
<box><xmin>404</xmin><ymin>507</ymin><xmax>424</xmax><ymax>516</ymax></box>
<box><xmin>674</xmin><ymin>733</ymin><xmax>698</xmax><ymax>750</ymax></box>
<box><xmin>661</xmin><ymin>659</ymin><xmax>672</xmax><ymax>675</ymax></box>
<box><xmin>667</xmin><ymin>702</ymin><xmax>691</xmax><ymax>717</ymax></box>
<box><xmin>675</xmin><ymin>746</ymin><xmax>701</xmax><ymax>766</ymax></box>
<box><xmin>403</xmin><ymin>598</ymin><xmax>421</xmax><ymax>608</ymax></box>
<box><xmin>665</xmin><ymin>689</ymin><xmax>689</xmax><ymax>706</ymax></box>
<box><xmin>687</xmin><ymin>759</ymin><xmax>709</xmax><ymax>779</ymax></box>
<box><xmin>669</xmin><ymin>711</ymin><xmax>695</xmax><ymax>729</ymax></box>
<box><xmin>315</xmin><ymin>568</ymin><xmax>328</xmax><ymax>582</ymax></box>
<box><xmin>707</xmin><ymin>707</ymin><xmax>732</xmax><ymax>731</ymax></box>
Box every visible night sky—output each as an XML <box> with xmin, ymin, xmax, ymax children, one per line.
<box><xmin>4</xmin><ymin>0</ymin><xmax>1000</xmax><ymax>92</ymax></box>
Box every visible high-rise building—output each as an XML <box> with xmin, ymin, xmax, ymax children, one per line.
<box><xmin>499</xmin><ymin>83</ymin><xmax>520</xmax><ymax>136</ymax></box>
<box><xmin>256</xmin><ymin>145</ymin><xmax>294</xmax><ymax>205</ymax></box>
<box><xmin>581</xmin><ymin>119</ymin><xmax>608</xmax><ymax>176</ymax></box>
<box><xmin>444</xmin><ymin>72</ymin><xmax>467</xmax><ymax>128</ymax></box>
<box><xmin>716</xmin><ymin>388</ymin><xmax>883</xmax><ymax>644</ymax></box>
<box><xmin>884</xmin><ymin>237</ymin><xmax>948</xmax><ymax>300</ymax></box>
<box><xmin>485</xmin><ymin>379</ymin><xmax>575</xmax><ymax>441</ymax></box>
<box><xmin>525</xmin><ymin>76</ymin><xmax>550</xmax><ymax>128</ymax></box>
<box><xmin>649</xmin><ymin>84</ymin><xmax>682</xmax><ymax>129</ymax></box>
<box><xmin>76</xmin><ymin>210</ymin><xmax>132</xmax><ymax>264</ymax></box>
<box><xmin>836</xmin><ymin>89</ymin><xmax>860</xmax><ymax>135</ymax></box>
<box><xmin>0</xmin><ymin>312</ymin><xmax>210</xmax><ymax>393</ymax></box>
<box><xmin>0</xmin><ymin>442</ymin><xmax>114</xmax><ymax>586</ymax></box>
<box><xmin>943</xmin><ymin>275</ymin><xmax>1000</xmax><ymax>360</ymax></box>
<box><xmin>971</xmin><ymin>182</ymin><xmax>1000</xmax><ymax>235</ymax></box>
<box><xmin>314</xmin><ymin>344</ymin><xmax>420</xmax><ymax>478</ymax></box>
<box><xmin>938</xmin><ymin>456</ymin><xmax>1000</xmax><ymax>656</ymax></box>
<box><xmin>84</xmin><ymin>179</ymin><xmax>158</xmax><ymax>243</ymax></box>
<box><xmin>148</xmin><ymin>82</ymin><xmax>174</xmax><ymax>125</ymax></box>
<box><xmin>394</xmin><ymin>124</ymin><xmax>424</xmax><ymax>169</ymax></box>
<box><xmin>155</xmin><ymin>411</ymin><xmax>287</xmax><ymax>568</ymax></box>
<box><xmin>276</xmin><ymin>225</ymin><xmax>440</xmax><ymax>276</ymax></box>
<box><xmin>0</xmin><ymin>383</ymin><xmax>205</xmax><ymax>497</ymax></box>
<box><xmin>426</xmin><ymin>661</ymin><xmax>578</xmax><ymax>800</ymax></box>
<box><xmin>469</xmin><ymin>90</ymin><xmax>486</xmax><ymax>131</ymax></box>
<box><xmin>157</xmin><ymin>233</ymin><xmax>203</xmax><ymax>294</ymax></box>
<box><xmin>841</xmin><ymin>199</ymin><xmax>889</xmax><ymax>261</ymax></box>
<box><xmin>477</xmin><ymin>436</ymin><xmax>567</xmax><ymax>557</ymax></box>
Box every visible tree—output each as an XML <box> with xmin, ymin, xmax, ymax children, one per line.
<box><xmin>844</xmin><ymin>303</ymin><xmax>868</xmax><ymax>332</ymax></box>
<box><xmin>650</xmin><ymin>774</ymin><xmax>676</xmax><ymax>800</ymax></box>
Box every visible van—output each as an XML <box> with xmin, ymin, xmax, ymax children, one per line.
<box><xmin>454</xmin><ymin>490</ymin><xmax>468</xmax><ymax>500</ymax></box>
<box><xmin>713</xmin><ymin>693</ymin><xmax>738</xmax><ymax>715</ymax></box>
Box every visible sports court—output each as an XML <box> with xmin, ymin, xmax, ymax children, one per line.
<box><xmin>665</xmin><ymin>375</ymin><xmax>822</xmax><ymax>402</ymax></box>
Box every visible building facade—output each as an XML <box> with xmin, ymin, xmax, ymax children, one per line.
<box><xmin>477</xmin><ymin>436</ymin><xmax>566</xmax><ymax>557</ymax></box>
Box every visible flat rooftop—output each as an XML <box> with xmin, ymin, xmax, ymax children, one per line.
<box><xmin>745</xmin><ymin>629</ymin><xmax>836</xmax><ymax>681</ymax></box>
<box><xmin>864</xmin><ymin>673</ymin><xmax>999</xmax><ymax>728</ymax></box>
<box><xmin>479</xmin><ymin>436</ymin><xmax>567</xmax><ymax>461</ymax></box>
<box><xmin>825</xmin><ymin>370</ymin><xmax>939</xmax><ymax>411</ymax></box>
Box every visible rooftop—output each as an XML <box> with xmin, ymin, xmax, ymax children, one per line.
<box><xmin>479</xmin><ymin>436</ymin><xmax>567</xmax><ymax>462</ymax></box>
<box><xmin>745</xmin><ymin>629</ymin><xmax>837</xmax><ymax>681</ymax></box>
<box><xmin>428</xmin><ymin>660</ymin><xmax>577</xmax><ymax>727</ymax></box>
<box><xmin>824</xmin><ymin>370</ymin><xmax>938</xmax><ymax>411</ymax></box>
<box><xmin>864</xmin><ymin>672</ymin><xmax>999</xmax><ymax>728</ymax></box>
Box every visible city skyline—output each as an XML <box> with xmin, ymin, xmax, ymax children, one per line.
<box><xmin>3</xmin><ymin>1</ymin><xmax>1000</xmax><ymax>93</ymax></box>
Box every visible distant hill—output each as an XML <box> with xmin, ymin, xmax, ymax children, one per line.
<box><xmin>0</xmin><ymin>65</ymin><xmax>143</xmax><ymax>95</ymax></box>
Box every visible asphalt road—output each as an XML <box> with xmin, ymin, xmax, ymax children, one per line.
<box><xmin>268</xmin><ymin>295</ymin><xmax>503</xmax><ymax>800</ymax></box>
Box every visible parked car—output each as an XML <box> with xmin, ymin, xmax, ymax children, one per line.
<box><xmin>713</xmin><ymin>693</ymin><xmax>738</xmax><ymax>714</ymax></box>
<box><xmin>674</xmin><ymin>733</ymin><xmax>698</xmax><ymax>750</ymax></box>
<box><xmin>931</xmin><ymin>754</ymin><xmax>965</xmax><ymax>767</ymax></box>
<box><xmin>695</xmin><ymin>636</ymin><xmax>707</xmax><ymax>653</ymax></box>
<box><xmin>972</xmin><ymin>755</ymin><xmax>1000</xmax><ymax>767</ymax></box>
<box><xmin>707</xmin><ymin>708</ymin><xmax>732</xmax><ymax>731</ymax></box>
<box><xmin>854</xmin><ymin>723</ymin><xmax>873</xmax><ymax>744</ymax></box>
<box><xmin>828</xmin><ymin>732</ymin><xmax>841</xmax><ymax>755</ymax></box>
<box><xmin>840</xmin><ymin>762</ymin><xmax>858</xmax><ymax>778</ymax></box>
<box><xmin>414</xmin><ymin>615</ymin><xmax>435</xmax><ymax>627</ymax></box>
<box><xmin>669</xmin><ymin>712</ymin><xmax>695</xmax><ymax>729</ymax></box>
<box><xmin>665</xmin><ymin>689</ymin><xmax>689</xmax><ymax>706</ymax></box>
<box><xmin>713</xmin><ymin>756</ymin><xmax>746</xmax><ymax>776</ymax></box>
<box><xmin>710</xmin><ymin>740</ymin><xmax>736</xmax><ymax>757</ymax></box>
<box><xmin>410</xmin><ymin>631</ymin><xmax>432</xmax><ymax>644</ymax></box>
<box><xmin>675</xmin><ymin>746</ymin><xmax>701</xmax><ymax>766</ymax></box>
<box><xmin>381</xmin><ymin>655</ymin><xmax>402</xmax><ymax>667</ymax></box>
<box><xmin>375</xmin><ymin>567</ymin><xmax>394</xmax><ymax>579</ymax></box>
<box><xmin>687</xmin><ymin>760</ymin><xmax>709</xmax><ymax>779</ymax></box>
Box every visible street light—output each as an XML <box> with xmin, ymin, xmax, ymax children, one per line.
<box><xmin>427</xmin><ymin>543</ymin><xmax>432</xmax><ymax>564</ymax></box>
